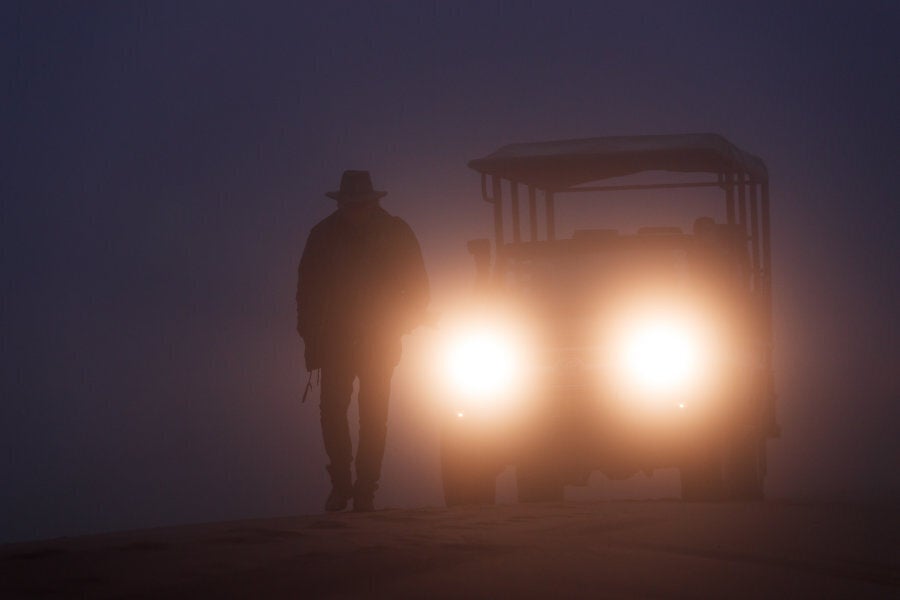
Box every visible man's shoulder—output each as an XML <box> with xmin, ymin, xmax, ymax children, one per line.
<box><xmin>309</xmin><ymin>211</ymin><xmax>342</xmax><ymax>236</ymax></box>
<box><xmin>307</xmin><ymin>208</ymin><xmax>416</xmax><ymax>242</ymax></box>
<box><xmin>374</xmin><ymin>209</ymin><xmax>415</xmax><ymax>236</ymax></box>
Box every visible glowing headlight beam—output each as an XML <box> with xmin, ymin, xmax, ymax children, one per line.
<box><xmin>613</xmin><ymin>311</ymin><xmax>712</xmax><ymax>398</ymax></box>
<box><xmin>444</xmin><ymin>327</ymin><xmax>521</xmax><ymax>398</ymax></box>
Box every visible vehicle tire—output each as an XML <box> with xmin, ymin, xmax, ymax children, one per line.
<box><xmin>722</xmin><ymin>436</ymin><xmax>765</xmax><ymax>500</ymax></box>
<box><xmin>440</xmin><ymin>426</ymin><xmax>496</xmax><ymax>507</ymax></box>
<box><xmin>516</xmin><ymin>465</ymin><xmax>564</xmax><ymax>503</ymax></box>
<box><xmin>679</xmin><ymin>455</ymin><xmax>724</xmax><ymax>501</ymax></box>
<box><xmin>681</xmin><ymin>436</ymin><xmax>766</xmax><ymax>501</ymax></box>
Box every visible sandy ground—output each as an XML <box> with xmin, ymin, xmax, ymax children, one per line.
<box><xmin>1</xmin><ymin>500</ymin><xmax>897</xmax><ymax>599</ymax></box>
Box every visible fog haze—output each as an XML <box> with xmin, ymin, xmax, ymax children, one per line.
<box><xmin>2</xmin><ymin>1</ymin><xmax>898</xmax><ymax>543</ymax></box>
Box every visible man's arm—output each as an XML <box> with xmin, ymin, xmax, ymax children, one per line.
<box><xmin>394</xmin><ymin>218</ymin><xmax>430</xmax><ymax>331</ymax></box>
<box><xmin>296</xmin><ymin>226</ymin><xmax>322</xmax><ymax>339</ymax></box>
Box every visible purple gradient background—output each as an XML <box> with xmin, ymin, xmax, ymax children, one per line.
<box><xmin>1</xmin><ymin>1</ymin><xmax>897</xmax><ymax>542</ymax></box>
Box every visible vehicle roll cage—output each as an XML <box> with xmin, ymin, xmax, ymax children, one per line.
<box><xmin>475</xmin><ymin>170</ymin><xmax>771</xmax><ymax>298</ymax></box>
<box><xmin>468</xmin><ymin>133</ymin><xmax>777</xmax><ymax>437</ymax></box>
<box><xmin>468</xmin><ymin>134</ymin><xmax>771</xmax><ymax>298</ymax></box>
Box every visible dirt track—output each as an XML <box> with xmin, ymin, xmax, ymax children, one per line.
<box><xmin>1</xmin><ymin>500</ymin><xmax>897</xmax><ymax>598</ymax></box>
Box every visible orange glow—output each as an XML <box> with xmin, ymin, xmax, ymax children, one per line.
<box><xmin>621</xmin><ymin>318</ymin><xmax>703</xmax><ymax>390</ymax></box>
<box><xmin>443</xmin><ymin>324</ymin><xmax>523</xmax><ymax>398</ymax></box>
<box><xmin>434</xmin><ymin>308</ymin><xmax>535</xmax><ymax>416</ymax></box>
<box><xmin>608</xmin><ymin>303</ymin><xmax>718</xmax><ymax>404</ymax></box>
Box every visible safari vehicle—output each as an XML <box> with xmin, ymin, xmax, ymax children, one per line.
<box><xmin>436</xmin><ymin>134</ymin><xmax>778</xmax><ymax>503</ymax></box>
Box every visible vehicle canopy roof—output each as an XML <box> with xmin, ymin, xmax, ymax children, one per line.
<box><xmin>468</xmin><ymin>133</ymin><xmax>768</xmax><ymax>190</ymax></box>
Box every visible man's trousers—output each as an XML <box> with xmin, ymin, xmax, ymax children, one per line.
<box><xmin>319</xmin><ymin>348</ymin><xmax>394</xmax><ymax>492</ymax></box>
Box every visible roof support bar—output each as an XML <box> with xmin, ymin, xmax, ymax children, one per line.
<box><xmin>510</xmin><ymin>181</ymin><xmax>521</xmax><ymax>244</ymax></box>
<box><xmin>528</xmin><ymin>186</ymin><xmax>538</xmax><ymax>241</ymax></box>
<box><xmin>738</xmin><ymin>172</ymin><xmax>747</xmax><ymax>235</ymax></box>
<box><xmin>761</xmin><ymin>181</ymin><xmax>772</xmax><ymax>300</ymax></box>
<box><xmin>546</xmin><ymin>190</ymin><xmax>556</xmax><ymax>241</ymax></box>
<box><xmin>480</xmin><ymin>173</ymin><xmax>491</xmax><ymax>203</ymax></box>
<box><xmin>492</xmin><ymin>175</ymin><xmax>504</xmax><ymax>250</ymax></box>
<box><xmin>725</xmin><ymin>172</ymin><xmax>735</xmax><ymax>225</ymax></box>
<box><xmin>749</xmin><ymin>182</ymin><xmax>761</xmax><ymax>291</ymax></box>
<box><xmin>760</xmin><ymin>180</ymin><xmax>777</xmax><ymax>435</ymax></box>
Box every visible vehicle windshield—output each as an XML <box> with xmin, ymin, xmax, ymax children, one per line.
<box><xmin>518</xmin><ymin>246</ymin><xmax>689</xmax><ymax>297</ymax></box>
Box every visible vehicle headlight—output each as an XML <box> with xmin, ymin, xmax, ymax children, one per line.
<box><xmin>441</xmin><ymin>323</ymin><xmax>524</xmax><ymax>400</ymax></box>
<box><xmin>611</xmin><ymin>308</ymin><xmax>716</xmax><ymax>400</ymax></box>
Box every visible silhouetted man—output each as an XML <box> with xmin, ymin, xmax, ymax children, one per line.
<box><xmin>296</xmin><ymin>170</ymin><xmax>429</xmax><ymax>512</ymax></box>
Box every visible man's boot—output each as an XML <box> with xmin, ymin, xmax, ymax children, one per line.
<box><xmin>325</xmin><ymin>466</ymin><xmax>352</xmax><ymax>512</ymax></box>
<box><xmin>353</xmin><ymin>481</ymin><xmax>378</xmax><ymax>513</ymax></box>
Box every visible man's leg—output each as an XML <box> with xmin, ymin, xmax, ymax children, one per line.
<box><xmin>354</xmin><ymin>357</ymin><xmax>394</xmax><ymax>511</ymax></box>
<box><xmin>319</xmin><ymin>360</ymin><xmax>355</xmax><ymax>510</ymax></box>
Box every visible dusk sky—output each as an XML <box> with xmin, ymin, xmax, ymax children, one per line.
<box><xmin>2</xmin><ymin>1</ymin><xmax>898</xmax><ymax>543</ymax></box>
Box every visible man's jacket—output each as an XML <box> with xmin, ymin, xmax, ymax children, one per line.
<box><xmin>296</xmin><ymin>207</ymin><xmax>429</xmax><ymax>370</ymax></box>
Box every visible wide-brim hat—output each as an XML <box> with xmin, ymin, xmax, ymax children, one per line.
<box><xmin>326</xmin><ymin>170</ymin><xmax>387</xmax><ymax>203</ymax></box>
